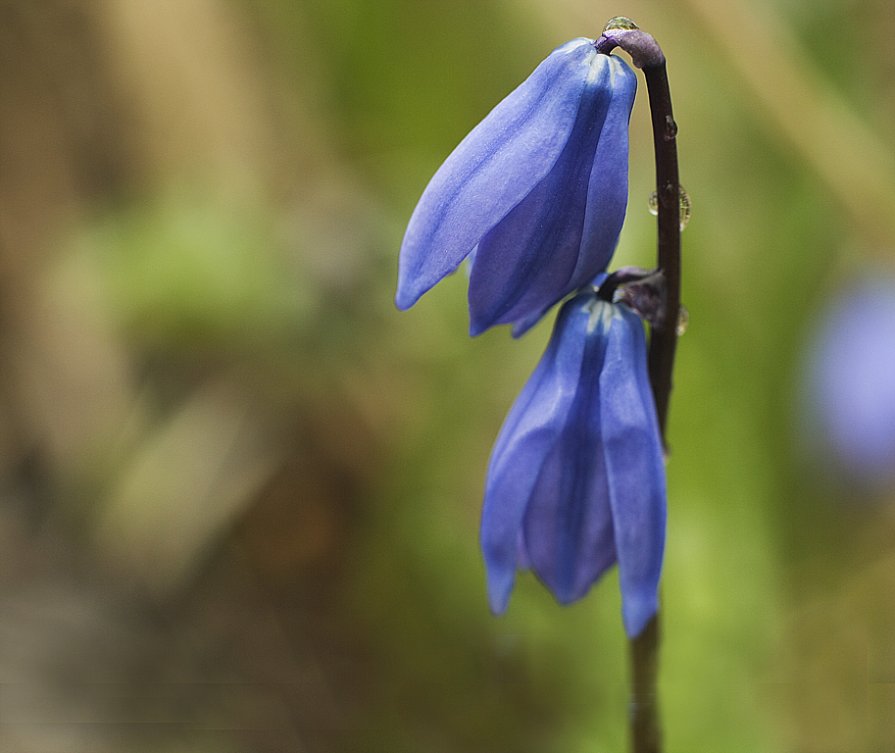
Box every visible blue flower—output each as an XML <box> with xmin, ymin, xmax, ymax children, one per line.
<box><xmin>804</xmin><ymin>272</ymin><xmax>895</xmax><ymax>491</ymax></box>
<box><xmin>396</xmin><ymin>39</ymin><xmax>637</xmax><ymax>337</ymax></box>
<box><xmin>481</xmin><ymin>292</ymin><xmax>666</xmax><ymax>637</ymax></box>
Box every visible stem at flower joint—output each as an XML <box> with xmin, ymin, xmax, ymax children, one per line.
<box><xmin>596</xmin><ymin>18</ymin><xmax>682</xmax><ymax>753</ymax></box>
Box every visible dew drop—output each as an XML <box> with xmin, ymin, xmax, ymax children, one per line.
<box><xmin>678</xmin><ymin>186</ymin><xmax>691</xmax><ymax>229</ymax></box>
<box><xmin>665</xmin><ymin>115</ymin><xmax>678</xmax><ymax>140</ymax></box>
<box><xmin>675</xmin><ymin>305</ymin><xmax>689</xmax><ymax>336</ymax></box>
<box><xmin>603</xmin><ymin>16</ymin><xmax>639</xmax><ymax>32</ymax></box>
<box><xmin>648</xmin><ymin>185</ymin><xmax>691</xmax><ymax>230</ymax></box>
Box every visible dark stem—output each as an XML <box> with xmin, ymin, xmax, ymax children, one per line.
<box><xmin>629</xmin><ymin>616</ymin><xmax>661</xmax><ymax>753</ymax></box>
<box><xmin>642</xmin><ymin>60</ymin><xmax>681</xmax><ymax>442</ymax></box>
<box><xmin>597</xmin><ymin>25</ymin><xmax>682</xmax><ymax>753</ymax></box>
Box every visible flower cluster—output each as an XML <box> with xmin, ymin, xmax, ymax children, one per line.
<box><xmin>397</xmin><ymin>38</ymin><xmax>666</xmax><ymax>637</ymax></box>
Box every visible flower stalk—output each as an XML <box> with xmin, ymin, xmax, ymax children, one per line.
<box><xmin>642</xmin><ymin>59</ymin><xmax>681</xmax><ymax>442</ymax></box>
<box><xmin>597</xmin><ymin>19</ymin><xmax>682</xmax><ymax>753</ymax></box>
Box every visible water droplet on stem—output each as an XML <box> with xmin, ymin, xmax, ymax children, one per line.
<box><xmin>675</xmin><ymin>305</ymin><xmax>689</xmax><ymax>336</ymax></box>
<box><xmin>648</xmin><ymin>185</ymin><xmax>691</xmax><ymax>230</ymax></box>
<box><xmin>664</xmin><ymin>115</ymin><xmax>678</xmax><ymax>140</ymax></box>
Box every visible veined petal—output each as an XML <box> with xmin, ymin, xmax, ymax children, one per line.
<box><xmin>600</xmin><ymin>305</ymin><xmax>666</xmax><ymax>638</ymax></box>
<box><xmin>396</xmin><ymin>39</ymin><xmax>602</xmax><ymax>312</ymax></box>
<box><xmin>481</xmin><ymin>294</ymin><xmax>666</xmax><ymax>631</ymax></box>
<box><xmin>573</xmin><ymin>60</ymin><xmax>637</xmax><ymax>283</ymax></box>
<box><xmin>467</xmin><ymin>56</ymin><xmax>636</xmax><ymax>336</ymax></box>
<box><xmin>480</xmin><ymin>295</ymin><xmax>593</xmax><ymax>613</ymax></box>
<box><xmin>521</xmin><ymin>299</ymin><xmax>618</xmax><ymax>603</ymax></box>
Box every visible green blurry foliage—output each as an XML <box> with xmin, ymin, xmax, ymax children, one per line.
<box><xmin>82</xmin><ymin>192</ymin><xmax>317</xmax><ymax>349</ymax></box>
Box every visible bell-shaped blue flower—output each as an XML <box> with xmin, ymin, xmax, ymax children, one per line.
<box><xmin>804</xmin><ymin>271</ymin><xmax>895</xmax><ymax>491</ymax></box>
<box><xmin>481</xmin><ymin>292</ymin><xmax>666</xmax><ymax>637</ymax></box>
<box><xmin>396</xmin><ymin>39</ymin><xmax>637</xmax><ymax>337</ymax></box>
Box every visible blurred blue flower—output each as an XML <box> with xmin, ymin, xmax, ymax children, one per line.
<box><xmin>804</xmin><ymin>272</ymin><xmax>895</xmax><ymax>491</ymax></box>
<box><xmin>481</xmin><ymin>292</ymin><xmax>666</xmax><ymax>637</ymax></box>
<box><xmin>396</xmin><ymin>39</ymin><xmax>637</xmax><ymax>336</ymax></box>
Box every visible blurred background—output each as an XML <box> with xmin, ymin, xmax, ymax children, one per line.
<box><xmin>1</xmin><ymin>0</ymin><xmax>894</xmax><ymax>751</ymax></box>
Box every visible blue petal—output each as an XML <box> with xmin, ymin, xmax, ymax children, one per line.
<box><xmin>468</xmin><ymin>56</ymin><xmax>636</xmax><ymax>335</ymax></box>
<box><xmin>508</xmin><ymin>274</ymin><xmax>610</xmax><ymax>339</ymax></box>
<box><xmin>600</xmin><ymin>305</ymin><xmax>666</xmax><ymax>637</ymax></box>
<box><xmin>482</xmin><ymin>295</ymin><xmax>667</xmax><ymax>629</ymax></box>
<box><xmin>480</xmin><ymin>295</ymin><xmax>592</xmax><ymax>612</ymax></box>
<box><xmin>574</xmin><ymin>61</ymin><xmax>636</xmax><ymax>283</ymax></box>
<box><xmin>482</xmin><ymin>294</ymin><xmax>625</xmax><ymax>611</ymax></box>
<box><xmin>521</xmin><ymin>301</ymin><xmax>618</xmax><ymax>603</ymax></box>
<box><xmin>396</xmin><ymin>39</ymin><xmax>603</xmax><ymax>311</ymax></box>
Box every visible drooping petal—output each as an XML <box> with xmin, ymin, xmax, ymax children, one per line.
<box><xmin>520</xmin><ymin>300</ymin><xmax>618</xmax><ymax>603</ymax></box>
<box><xmin>507</xmin><ymin>273</ymin><xmax>611</xmax><ymax>339</ymax></box>
<box><xmin>600</xmin><ymin>305</ymin><xmax>666</xmax><ymax>637</ymax></box>
<box><xmin>396</xmin><ymin>38</ymin><xmax>600</xmax><ymax>312</ymax></box>
<box><xmin>480</xmin><ymin>295</ymin><xmax>591</xmax><ymax>613</ymax></box>
<box><xmin>574</xmin><ymin>60</ymin><xmax>637</xmax><ymax>283</ymax></box>
<box><xmin>481</xmin><ymin>293</ymin><xmax>667</xmax><ymax>632</ymax></box>
<box><xmin>468</xmin><ymin>57</ymin><xmax>636</xmax><ymax>335</ymax></box>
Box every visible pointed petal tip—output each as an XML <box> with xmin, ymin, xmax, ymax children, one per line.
<box><xmin>551</xmin><ymin>585</ymin><xmax>580</xmax><ymax>607</ymax></box>
<box><xmin>394</xmin><ymin>281</ymin><xmax>422</xmax><ymax>311</ymax></box>
<box><xmin>510</xmin><ymin>311</ymin><xmax>544</xmax><ymax>338</ymax></box>
<box><xmin>488</xmin><ymin>600</ymin><xmax>509</xmax><ymax>617</ymax></box>
<box><xmin>621</xmin><ymin>591</ymin><xmax>659</xmax><ymax>639</ymax></box>
<box><xmin>470</xmin><ymin>307</ymin><xmax>546</xmax><ymax>338</ymax></box>
<box><xmin>468</xmin><ymin>317</ymin><xmax>490</xmax><ymax>337</ymax></box>
<box><xmin>487</xmin><ymin>589</ymin><xmax>511</xmax><ymax>616</ymax></box>
<box><xmin>484</xmin><ymin>562</ymin><xmax>516</xmax><ymax>615</ymax></box>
